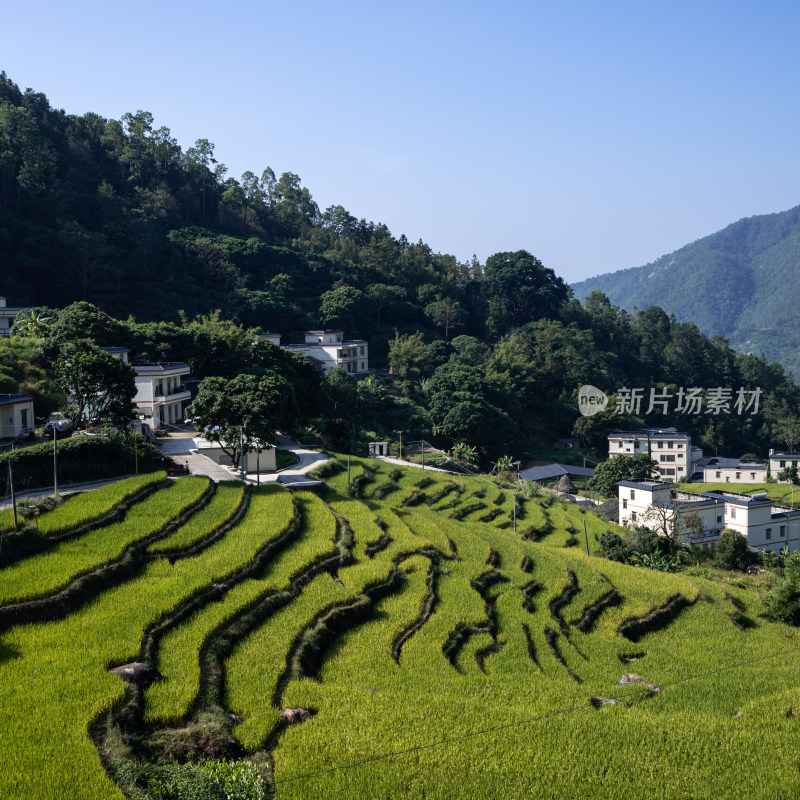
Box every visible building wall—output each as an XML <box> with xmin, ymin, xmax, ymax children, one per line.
<box><xmin>0</xmin><ymin>399</ymin><xmax>34</xmax><ymax>438</ymax></box>
<box><xmin>703</xmin><ymin>467</ymin><xmax>767</xmax><ymax>483</ymax></box>
<box><xmin>608</xmin><ymin>434</ymin><xmax>693</xmax><ymax>479</ymax></box>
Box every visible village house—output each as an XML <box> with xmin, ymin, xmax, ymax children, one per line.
<box><xmin>102</xmin><ymin>347</ymin><xmax>191</xmax><ymax>429</ymax></box>
<box><xmin>257</xmin><ymin>329</ymin><xmax>369</xmax><ymax>375</ymax></box>
<box><xmin>0</xmin><ymin>297</ymin><xmax>32</xmax><ymax>337</ymax></box>
<box><xmin>768</xmin><ymin>450</ymin><xmax>800</xmax><ymax>478</ymax></box>
<box><xmin>131</xmin><ymin>362</ymin><xmax>191</xmax><ymax>430</ymax></box>
<box><xmin>608</xmin><ymin>427</ymin><xmax>701</xmax><ymax>480</ymax></box>
<box><xmin>0</xmin><ymin>394</ymin><xmax>35</xmax><ymax>439</ymax></box>
<box><xmin>618</xmin><ymin>479</ymin><xmax>800</xmax><ymax>554</ymax></box>
<box><xmin>701</xmin><ymin>456</ymin><xmax>768</xmax><ymax>483</ymax></box>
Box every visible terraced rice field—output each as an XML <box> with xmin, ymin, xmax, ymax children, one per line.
<box><xmin>2</xmin><ymin>460</ymin><xmax>800</xmax><ymax>799</ymax></box>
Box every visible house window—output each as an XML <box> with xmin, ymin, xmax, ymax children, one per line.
<box><xmin>623</xmin><ymin>499</ymin><xmax>628</xmax><ymax>509</ymax></box>
<box><xmin>736</xmin><ymin>472</ymin><xmax>741</xmax><ymax>480</ymax></box>
<box><xmin>664</xmin><ymin>468</ymin><xmax>675</xmax><ymax>475</ymax></box>
<box><xmin>630</xmin><ymin>490</ymin><xmax>635</xmax><ymax>500</ymax></box>
<box><xmin>360</xmin><ymin>346</ymin><xmax>365</xmax><ymax>355</ymax></box>
<box><xmin>766</xmin><ymin>528</ymin><xmax>772</xmax><ymax>540</ymax></box>
<box><xmin>668</xmin><ymin>442</ymin><xmax>674</xmax><ymax>449</ymax></box>
<box><xmin>716</xmin><ymin>471</ymin><xmax>721</xmax><ymax>479</ymax></box>
<box><xmin>781</xmin><ymin>461</ymin><xmax>786</xmax><ymax>468</ymax></box>
<box><xmin>794</xmin><ymin>461</ymin><xmax>799</xmax><ymax>468</ymax></box>
<box><xmin>780</xmin><ymin>526</ymin><xmax>786</xmax><ymax>538</ymax></box>
<box><xmin>730</xmin><ymin>508</ymin><xmax>736</xmax><ymax>519</ymax></box>
<box><xmin>677</xmin><ymin>443</ymin><xmax>683</xmax><ymax>449</ymax></box>
<box><xmin>657</xmin><ymin>442</ymin><xmax>663</xmax><ymax>448</ymax></box>
<box><xmin>361</xmin><ymin>362</ymin><xmax>365</xmax><ymax>370</ymax></box>
<box><xmin>750</xmin><ymin>473</ymin><xmax>756</xmax><ymax>480</ymax></box>
<box><xmin>717</xmin><ymin>515</ymin><xmax>722</xmax><ymax>524</ymax></box>
<box><xmin>20</xmin><ymin>409</ymin><xmax>28</xmax><ymax>427</ymax></box>
<box><xmin>631</xmin><ymin>511</ymin><xmax>637</xmax><ymax>521</ymax></box>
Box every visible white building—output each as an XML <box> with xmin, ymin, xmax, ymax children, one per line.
<box><xmin>195</xmin><ymin>437</ymin><xmax>277</xmax><ymax>473</ymax></box>
<box><xmin>263</xmin><ymin>329</ymin><xmax>369</xmax><ymax>375</ymax></box>
<box><xmin>702</xmin><ymin>457</ymin><xmax>768</xmax><ymax>484</ymax></box>
<box><xmin>0</xmin><ymin>394</ymin><xmax>35</xmax><ymax>438</ymax></box>
<box><xmin>618</xmin><ymin>479</ymin><xmax>800</xmax><ymax>553</ymax></box>
<box><xmin>0</xmin><ymin>297</ymin><xmax>32</xmax><ymax>337</ymax></box>
<box><xmin>769</xmin><ymin>451</ymin><xmax>800</xmax><ymax>479</ymax></box>
<box><xmin>608</xmin><ymin>428</ymin><xmax>697</xmax><ymax>480</ymax></box>
<box><xmin>132</xmin><ymin>362</ymin><xmax>191</xmax><ymax>429</ymax></box>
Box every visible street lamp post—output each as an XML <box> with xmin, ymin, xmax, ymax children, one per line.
<box><xmin>397</xmin><ymin>430</ymin><xmax>404</xmax><ymax>461</ymax></box>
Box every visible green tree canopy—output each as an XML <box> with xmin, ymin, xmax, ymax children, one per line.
<box><xmin>53</xmin><ymin>339</ymin><xmax>136</xmax><ymax>425</ymax></box>
<box><xmin>589</xmin><ymin>453</ymin><xmax>658</xmax><ymax>498</ymax></box>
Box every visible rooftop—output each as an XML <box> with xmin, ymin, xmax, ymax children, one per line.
<box><xmin>609</xmin><ymin>429</ymin><xmax>690</xmax><ymax>440</ymax></box>
<box><xmin>701</xmin><ymin>490</ymin><xmax>773</xmax><ymax>507</ymax></box>
<box><xmin>617</xmin><ymin>479</ymin><xmax>675</xmax><ymax>490</ymax></box>
<box><xmin>0</xmin><ymin>394</ymin><xmax>34</xmax><ymax>405</ymax></box>
<box><xmin>305</xmin><ymin>329</ymin><xmax>344</xmax><ymax>334</ymax></box>
<box><xmin>101</xmin><ymin>346</ymin><xmax>131</xmax><ymax>354</ymax></box>
<box><xmin>132</xmin><ymin>362</ymin><xmax>190</xmax><ymax>373</ymax></box>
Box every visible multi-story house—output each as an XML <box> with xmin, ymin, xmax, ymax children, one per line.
<box><xmin>0</xmin><ymin>297</ymin><xmax>32</xmax><ymax>337</ymax></box>
<box><xmin>769</xmin><ymin>450</ymin><xmax>800</xmax><ymax>479</ymax></box>
<box><xmin>102</xmin><ymin>347</ymin><xmax>191</xmax><ymax>429</ymax></box>
<box><xmin>608</xmin><ymin>427</ymin><xmax>697</xmax><ymax>480</ymax></box>
<box><xmin>131</xmin><ymin>362</ymin><xmax>191</xmax><ymax>429</ymax></box>
<box><xmin>618</xmin><ymin>479</ymin><xmax>800</xmax><ymax>554</ymax></box>
<box><xmin>259</xmin><ymin>329</ymin><xmax>369</xmax><ymax>375</ymax></box>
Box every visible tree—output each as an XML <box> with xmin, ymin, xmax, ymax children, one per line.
<box><xmin>483</xmin><ymin>250</ymin><xmax>570</xmax><ymax>333</ymax></box>
<box><xmin>318</xmin><ymin>285</ymin><xmax>367</xmax><ymax>331</ymax></box>
<box><xmin>424</xmin><ymin>298</ymin><xmax>465</xmax><ymax>340</ymax></box>
<box><xmin>187</xmin><ymin>373</ymin><xmax>292</xmax><ymax>468</ymax></box>
<box><xmin>451</xmin><ymin>441</ymin><xmax>477</xmax><ymax>467</ymax></box>
<box><xmin>713</xmin><ymin>529</ymin><xmax>754</xmax><ymax>571</ymax></box>
<box><xmin>773</xmin><ymin>415</ymin><xmax>800</xmax><ymax>454</ymax></box>
<box><xmin>589</xmin><ymin>453</ymin><xmax>658</xmax><ymax>497</ymax></box>
<box><xmin>53</xmin><ymin>340</ymin><xmax>136</xmax><ymax>425</ymax></box>
<box><xmin>388</xmin><ymin>331</ymin><xmax>428</xmax><ymax>381</ymax></box>
<box><xmin>642</xmin><ymin>500</ymin><xmax>701</xmax><ymax>556</ymax></box>
<box><xmin>778</xmin><ymin>466</ymin><xmax>800</xmax><ymax>485</ymax></box>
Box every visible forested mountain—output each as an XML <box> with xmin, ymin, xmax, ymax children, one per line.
<box><xmin>3</xmin><ymin>71</ymin><xmax>800</xmax><ymax>463</ymax></box>
<box><xmin>572</xmin><ymin>205</ymin><xmax>800</xmax><ymax>375</ymax></box>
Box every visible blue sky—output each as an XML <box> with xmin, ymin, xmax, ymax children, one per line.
<box><xmin>2</xmin><ymin>1</ymin><xmax>799</xmax><ymax>283</ymax></box>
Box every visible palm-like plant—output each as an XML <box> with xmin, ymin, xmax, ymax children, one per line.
<box><xmin>451</xmin><ymin>441</ymin><xmax>477</xmax><ymax>467</ymax></box>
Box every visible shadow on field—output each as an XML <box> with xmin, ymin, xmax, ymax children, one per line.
<box><xmin>0</xmin><ymin>639</ymin><xmax>21</xmax><ymax>664</ymax></box>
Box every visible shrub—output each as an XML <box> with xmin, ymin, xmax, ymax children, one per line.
<box><xmin>598</xmin><ymin>531</ymin><xmax>630</xmax><ymax>563</ymax></box>
<box><xmin>712</xmin><ymin>529</ymin><xmax>754</xmax><ymax>571</ymax></box>
<box><xmin>767</xmin><ymin>578</ymin><xmax>800</xmax><ymax>625</ymax></box>
<box><xmin>0</xmin><ymin>435</ymin><xmax>161</xmax><ymax>490</ymax></box>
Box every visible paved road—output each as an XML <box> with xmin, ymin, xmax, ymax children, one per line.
<box><xmin>160</xmin><ymin>434</ymin><xmax>331</xmax><ymax>485</ymax></box>
<box><xmin>373</xmin><ymin>455</ymin><xmax>454</xmax><ymax>474</ymax></box>
<box><xmin>0</xmin><ymin>475</ymin><xmax>139</xmax><ymax>508</ymax></box>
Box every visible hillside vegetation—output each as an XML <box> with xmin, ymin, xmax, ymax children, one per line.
<box><xmin>572</xmin><ymin>205</ymin><xmax>800</xmax><ymax>375</ymax></box>
<box><xmin>1</xmin><ymin>466</ymin><xmax>800</xmax><ymax>799</ymax></box>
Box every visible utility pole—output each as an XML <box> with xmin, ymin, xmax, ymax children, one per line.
<box><xmin>347</xmin><ymin>453</ymin><xmax>351</xmax><ymax>489</ymax></box>
<box><xmin>256</xmin><ymin>448</ymin><xmax>260</xmax><ymax>487</ymax></box>
<box><xmin>8</xmin><ymin>448</ymin><xmax>18</xmax><ymax>532</ymax></box>
<box><xmin>583</xmin><ymin>519</ymin><xmax>590</xmax><ymax>556</ymax></box>
<box><xmin>421</xmin><ymin>440</ymin><xmax>425</xmax><ymax>470</ymax></box>
<box><xmin>398</xmin><ymin>430</ymin><xmax>404</xmax><ymax>461</ymax></box>
<box><xmin>53</xmin><ymin>425</ymin><xmax>58</xmax><ymax>496</ymax></box>
<box><xmin>240</xmin><ymin>425</ymin><xmax>245</xmax><ymax>482</ymax></box>
<box><xmin>513</xmin><ymin>493</ymin><xmax>517</xmax><ymax>536</ymax></box>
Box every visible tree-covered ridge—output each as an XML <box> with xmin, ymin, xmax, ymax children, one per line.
<box><xmin>571</xmin><ymin>204</ymin><xmax>800</xmax><ymax>375</ymax></box>
<box><xmin>4</xmin><ymin>71</ymin><xmax>800</xmax><ymax>463</ymax></box>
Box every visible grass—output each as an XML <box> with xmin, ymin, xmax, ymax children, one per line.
<box><xmin>5</xmin><ymin>456</ymin><xmax>800</xmax><ymax>799</ymax></box>
<box><xmin>0</xmin><ymin>476</ymin><xmax>209</xmax><ymax>605</ymax></box>
<box><xmin>10</xmin><ymin>472</ymin><xmax>166</xmax><ymax>537</ymax></box>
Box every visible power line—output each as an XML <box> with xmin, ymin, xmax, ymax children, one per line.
<box><xmin>274</xmin><ymin>643</ymin><xmax>800</xmax><ymax>786</ymax></box>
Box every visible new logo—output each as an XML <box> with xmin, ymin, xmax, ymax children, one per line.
<box><xmin>578</xmin><ymin>385</ymin><xmax>608</xmax><ymax>417</ymax></box>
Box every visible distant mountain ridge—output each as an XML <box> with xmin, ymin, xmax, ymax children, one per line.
<box><xmin>571</xmin><ymin>204</ymin><xmax>800</xmax><ymax>376</ymax></box>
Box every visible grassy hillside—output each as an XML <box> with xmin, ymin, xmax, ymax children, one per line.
<box><xmin>1</xmin><ymin>465</ymin><xmax>799</xmax><ymax>798</ymax></box>
<box><xmin>572</xmin><ymin>204</ymin><xmax>800</xmax><ymax>375</ymax></box>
